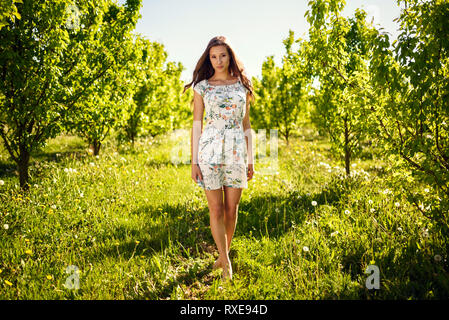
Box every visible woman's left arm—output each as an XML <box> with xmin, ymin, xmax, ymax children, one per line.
<box><xmin>243</xmin><ymin>92</ymin><xmax>254</xmax><ymax>174</ymax></box>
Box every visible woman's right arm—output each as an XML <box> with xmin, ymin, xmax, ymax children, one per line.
<box><xmin>191</xmin><ymin>89</ymin><xmax>204</xmax><ymax>166</ymax></box>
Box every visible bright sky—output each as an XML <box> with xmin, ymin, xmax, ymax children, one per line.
<box><xmin>117</xmin><ymin>0</ymin><xmax>403</xmax><ymax>83</ymax></box>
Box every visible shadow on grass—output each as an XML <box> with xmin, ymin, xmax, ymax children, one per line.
<box><xmin>362</xmin><ymin>242</ymin><xmax>449</xmax><ymax>299</ymax></box>
<box><xmin>0</xmin><ymin>148</ymin><xmax>88</xmax><ymax>176</ymax></box>
<box><xmin>0</xmin><ymin>161</ymin><xmax>16</xmax><ymax>179</ymax></box>
<box><xmin>236</xmin><ymin>184</ymin><xmax>346</xmax><ymax>241</ymax></box>
<box><xmin>321</xmin><ymin>233</ymin><xmax>449</xmax><ymax>299</ymax></box>
<box><xmin>149</xmin><ymin>261</ymin><xmax>217</xmax><ymax>299</ymax></box>
<box><xmin>96</xmin><ymin>202</ymin><xmax>212</xmax><ymax>261</ymax></box>
<box><xmin>91</xmin><ymin>180</ymin><xmax>368</xmax><ymax>298</ymax></box>
<box><xmin>97</xmin><ymin>181</ymin><xmax>349</xmax><ymax>263</ymax></box>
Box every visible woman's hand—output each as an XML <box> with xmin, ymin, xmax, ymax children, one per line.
<box><xmin>247</xmin><ymin>164</ymin><xmax>254</xmax><ymax>181</ymax></box>
<box><xmin>191</xmin><ymin>164</ymin><xmax>203</xmax><ymax>185</ymax></box>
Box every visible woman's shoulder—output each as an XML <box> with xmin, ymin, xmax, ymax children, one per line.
<box><xmin>194</xmin><ymin>79</ymin><xmax>207</xmax><ymax>86</ymax></box>
<box><xmin>193</xmin><ymin>79</ymin><xmax>207</xmax><ymax>90</ymax></box>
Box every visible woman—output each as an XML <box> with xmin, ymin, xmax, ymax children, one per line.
<box><xmin>184</xmin><ymin>36</ymin><xmax>255</xmax><ymax>281</ymax></box>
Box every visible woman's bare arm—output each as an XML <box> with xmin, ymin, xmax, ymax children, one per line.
<box><xmin>191</xmin><ymin>89</ymin><xmax>204</xmax><ymax>166</ymax></box>
<box><xmin>242</xmin><ymin>92</ymin><xmax>254</xmax><ymax>166</ymax></box>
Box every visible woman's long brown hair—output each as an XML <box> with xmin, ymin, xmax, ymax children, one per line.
<box><xmin>183</xmin><ymin>36</ymin><xmax>255</xmax><ymax>109</ymax></box>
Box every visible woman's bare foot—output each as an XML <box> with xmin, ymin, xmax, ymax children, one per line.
<box><xmin>212</xmin><ymin>250</ymin><xmax>231</xmax><ymax>271</ymax></box>
<box><xmin>212</xmin><ymin>259</ymin><xmax>222</xmax><ymax>271</ymax></box>
<box><xmin>222</xmin><ymin>261</ymin><xmax>232</xmax><ymax>281</ymax></box>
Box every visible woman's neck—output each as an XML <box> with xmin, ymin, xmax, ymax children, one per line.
<box><xmin>209</xmin><ymin>71</ymin><xmax>235</xmax><ymax>81</ymax></box>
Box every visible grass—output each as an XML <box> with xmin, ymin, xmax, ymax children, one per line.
<box><xmin>0</xmin><ymin>127</ymin><xmax>448</xmax><ymax>299</ymax></box>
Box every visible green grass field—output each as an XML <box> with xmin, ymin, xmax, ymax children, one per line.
<box><xmin>0</xmin><ymin>127</ymin><xmax>448</xmax><ymax>299</ymax></box>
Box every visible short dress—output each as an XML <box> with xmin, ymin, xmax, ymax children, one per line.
<box><xmin>193</xmin><ymin>78</ymin><xmax>249</xmax><ymax>190</ymax></box>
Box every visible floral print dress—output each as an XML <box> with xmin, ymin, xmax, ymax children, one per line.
<box><xmin>193</xmin><ymin>78</ymin><xmax>249</xmax><ymax>190</ymax></box>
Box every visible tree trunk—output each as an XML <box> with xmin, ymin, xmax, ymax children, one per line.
<box><xmin>344</xmin><ymin>117</ymin><xmax>350</xmax><ymax>177</ymax></box>
<box><xmin>18</xmin><ymin>145</ymin><xmax>31</xmax><ymax>191</ymax></box>
<box><xmin>89</xmin><ymin>140</ymin><xmax>101</xmax><ymax>156</ymax></box>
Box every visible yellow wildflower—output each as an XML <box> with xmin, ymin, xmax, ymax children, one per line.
<box><xmin>5</xmin><ymin>280</ymin><xmax>12</xmax><ymax>286</ymax></box>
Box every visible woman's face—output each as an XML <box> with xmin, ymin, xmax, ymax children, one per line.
<box><xmin>209</xmin><ymin>45</ymin><xmax>230</xmax><ymax>73</ymax></box>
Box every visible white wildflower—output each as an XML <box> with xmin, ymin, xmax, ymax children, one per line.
<box><xmin>344</xmin><ymin>210</ymin><xmax>350</xmax><ymax>215</ymax></box>
<box><xmin>0</xmin><ymin>180</ymin><xmax>4</xmax><ymax>186</ymax></box>
<box><xmin>434</xmin><ymin>255</ymin><xmax>442</xmax><ymax>262</ymax></box>
<box><xmin>302</xmin><ymin>246</ymin><xmax>309</xmax><ymax>252</ymax></box>
<box><xmin>368</xmin><ymin>200</ymin><xmax>373</xmax><ymax>205</ymax></box>
<box><xmin>395</xmin><ymin>202</ymin><xmax>400</xmax><ymax>207</ymax></box>
<box><xmin>3</xmin><ymin>224</ymin><xmax>9</xmax><ymax>230</ymax></box>
<box><xmin>370</xmin><ymin>208</ymin><xmax>376</xmax><ymax>213</ymax></box>
<box><xmin>311</xmin><ymin>201</ymin><xmax>317</xmax><ymax>206</ymax></box>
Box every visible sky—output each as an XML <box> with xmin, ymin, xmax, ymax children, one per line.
<box><xmin>117</xmin><ymin>0</ymin><xmax>403</xmax><ymax>83</ymax></box>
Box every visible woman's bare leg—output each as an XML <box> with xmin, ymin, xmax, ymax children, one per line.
<box><xmin>204</xmin><ymin>188</ymin><xmax>231</xmax><ymax>279</ymax></box>
<box><xmin>223</xmin><ymin>186</ymin><xmax>243</xmax><ymax>253</ymax></box>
